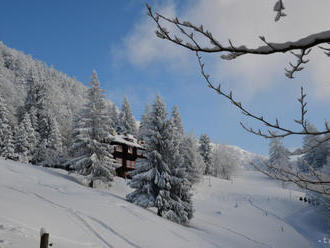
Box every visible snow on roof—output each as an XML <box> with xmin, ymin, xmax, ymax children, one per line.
<box><xmin>112</xmin><ymin>134</ymin><xmax>143</xmax><ymax>149</ymax></box>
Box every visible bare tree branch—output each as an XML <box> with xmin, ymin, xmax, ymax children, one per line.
<box><xmin>146</xmin><ymin>4</ymin><xmax>330</xmax><ymax>78</ymax></box>
<box><xmin>195</xmin><ymin>52</ymin><xmax>330</xmax><ymax>138</ymax></box>
<box><xmin>252</xmin><ymin>160</ymin><xmax>330</xmax><ymax>197</ymax></box>
<box><xmin>285</xmin><ymin>49</ymin><xmax>311</xmax><ymax>79</ymax></box>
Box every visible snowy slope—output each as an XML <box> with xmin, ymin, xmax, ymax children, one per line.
<box><xmin>0</xmin><ymin>158</ymin><xmax>328</xmax><ymax>248</ymax></box>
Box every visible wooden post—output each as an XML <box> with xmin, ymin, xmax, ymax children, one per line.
<box><xmin>40</xmin><ymin>228</ymin><xmax>49</xmax><ymax>248</ymax></box>
<box><xmin>40</xmin><ymin>233</ymin><xmax>49</xmax><ymax>248</ymax></box>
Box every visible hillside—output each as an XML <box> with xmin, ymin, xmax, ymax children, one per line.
<box><xmin>0</xmin><ymin>42</ymin><xmax>117</xmax><ymax>144</ymax></box>
<box><xmin>214</xmin><ymin>143</ymin><xmax>266</xmax><ymax>170</ymax></box>
<box><xmin>0</xmin><ymin>158</ymin><xmax>328</xmax><ymax>248</ymax></box>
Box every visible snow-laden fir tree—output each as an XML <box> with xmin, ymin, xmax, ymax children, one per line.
<box><xmin>171</xmin><ymin>105</ymin><xmax>184</xmax><ymax>137</ymax></box>
<box><xmin>127</xmin><ymin>95</ymin><xmax>171</xmax><ymax>209</ymax></box>
<box><xmin>0</xmin><ymin>95</ymin><xmax>16</xmax><ymax>160</ymax></box>
<box><xmin>137</xmin><ymin>104</ymin><xmax>150</xmax><ymax>141</ymax></box>
<box><xmin>166</xmin><ymin>106</ymin><xmax>193</xmax><ymax>224</ymax></box>
<box><xmin>118</xmin><ymin>96</ymin><xmax>137</xmax><ymax>136</ymax></box>
<box><xmin>127</xmin><ymin>95</ymin><xmax>193</xmax><ymax>224</ymax></box>
<box><xmin>15</xmin><ymin>123</ymin><xmax>30</xmax><ymax>162</ymax></box>
<box><xmin>68</xmin><ymin>70</ymin><xmax>119</xmax><ymax>185</ymax></box>
<box><xmin>268</xmin><ymin>137</ymin><xmax>291</xmax><ymax>173</ymax></box>
<box><xmin>108</xmin><ymin>104</ymin><xmax>120</xmax><ymax>134</ymax></box>
<box><xmin>182</xmin><ymin>134</ymin><xmax>204</xmax><ymax>185</ymax></box>
<box><xmin>37</xmin><ymin>114</ymin><xmax>63</xmax><ymax>166</ymax></box>
<box><xmin>15</xmin><ymin>113</ymin><xmax>37</xmax><ymax>163</ymax></box>
<box><xmin>199</xmin><ymin>134</ymin><xmax>213</xmax><ymax>175</ymax></box>
<box><xmin>31</xmin><ymin>110</ymin><xmax>63</xmax><ymax>166</ymax></box>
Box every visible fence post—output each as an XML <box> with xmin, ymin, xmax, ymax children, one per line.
<box><xmin>40</xmin><ymin>228</ymin><xmax>49</xmax><ymax>248</ymax></box>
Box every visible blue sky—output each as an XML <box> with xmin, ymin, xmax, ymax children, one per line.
<box><xmin>1</xmin><ymin>0</ymin><xmax>329</xmax><ymax>155</ymax></box>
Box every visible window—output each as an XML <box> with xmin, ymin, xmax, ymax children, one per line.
<box><xmin>128</xmin><ymin>146</ymin><xmax>133</xmax><ymax>154</ymax></box>
<box><xmin>116</xmin><ymin>145</ymin><xmax>122</xmax><ymax>152</ymax></box>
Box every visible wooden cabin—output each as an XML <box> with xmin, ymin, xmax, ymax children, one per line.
<box><xmin>111</xmin><ymin>134</ymin><xmax>144</xmax><ymax>178</ymax></box>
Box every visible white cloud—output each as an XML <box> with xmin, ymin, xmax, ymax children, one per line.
<box><xmin>117</xmin><ymin>0</ymin><xmax>330</xmax><ymax>100</ymax></box>
<box><xmin>115</xmin><ymin>2</ymin><xmax>192</xmax><ymax>71</ymax></box>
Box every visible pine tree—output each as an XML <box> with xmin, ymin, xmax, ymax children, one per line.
<box><xmin>166</xmin><ymin>107</ymin><xmax>193</xmax><ymax>224</ymax></box>
<box><xmin>118</xmin><ymin>96</ymin><xmax>137</xmax><ymax>136</ymax></box>
<box><xmin>127</xmin><ymin>95</ymin><xmax>171</xmax><ymax>211</ymax></box>
<box><xmin>48</xmin><ymin>117</ymin><xmax>62</xmax><ymax>153</ymax></box>
<box><xmin>1</xmin><ymin>129</ymin><xmax>16</xmax><ymax>160</ymax></box>
<box><xmin>0</xmin><ymin>96</ymin><xmax>16</xmax><ymax>160</ymax></box>
<box><xmin>68</xmin><ymin>70</ymin><xmax>118</xmax><ymax>185</ymax></box>
<box><xmin>127</xmin><ymin>95</ymin><xmax>193</xmax><ymax>224</ymax></box>
<box><xmin>109</xmin><ymin>104</ymin><xmax>120</xmax><ymax>134</ymax></box>
<box><xmin>199</xmin><ymin>134</ymin><xmax>213</xmax><ymax>175</ymax></box>
<box><xmin>182</xmin><ymin>134</ymin><xmax>204</xmax><ymax>185</ymax></box>
<box><xmin>15</xmin><ymin>122</ymin><xmax>29</xmax><ymax>162</ymax></box>
<box><xmin>171</xmin><ymin>105</ymin><xmax>184</xmax><ymax>137</ymax></box>
<box><xmin>137</xmin><ymin>104</ymin><xmax>150</xmax><ymax>141</ymax></box>
<box><xmin>15</xmin><ymin>113</ymin><xmax>37</xmax><ymax>162</ymax></box>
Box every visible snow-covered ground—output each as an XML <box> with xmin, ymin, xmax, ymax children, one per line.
<box><xmin>0</xmin><ymin>158</ymin><xmax>328</xmax><ymax>248</ymax></box>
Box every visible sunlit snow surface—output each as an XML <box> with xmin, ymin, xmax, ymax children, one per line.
<box><xmin>0</xmin><ymin>158</ymin><xmax>328</xmax><ymax>248</ymax></box>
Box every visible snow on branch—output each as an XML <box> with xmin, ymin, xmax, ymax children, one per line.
<box><xmin>273</xmin><ymin>0</ymin><xmax>286</xmax><ymax>22</ymax></box>
<box><xmin>146</xmin><ymin>4</ymin><xmax>330</xmax><ymax>78</ymax></box>
<box><xmin>195</xmin><ymin>52</ymin><xmax>330</xmax><ymax>139</ymax></box>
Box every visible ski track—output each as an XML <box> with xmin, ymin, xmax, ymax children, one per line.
<box><xmin>2</xmin><ymin>183</ymin><xmax>141</xmax><ymax>248</ymax></box>
<box><xmin>193</xmin><ymin>216</ymin><xmax>272</xmax><ymax>248</ymax></box>
<box><xmin>87</xmin><ymin>216</ymin><xmax>143</xmax><ymax>248</ymax></box>
<box><xmin>31</xmin><ymin>193</ymin><xmax>114</xmax><ymax>248</ymax></box>
<box><xmin>71</xmin><ymin>212</ymin><xmax>114</xmax><ymax>248</ymax></box>
<box><xmin>32</xmin><ymin>192</ymin><xmax>144</xmax><ymax>248</ymax></box>
<box><xmin>1</xmin><ymin>186</ymin><xmax>113</xmax><ymax>248</ymax></box>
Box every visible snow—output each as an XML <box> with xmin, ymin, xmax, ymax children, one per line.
<box><xmin>112</xmin><ymin>135</ymin><xmax>143</xmax><ymax>149</ymax></box>
<box><xmin>0</xmin><ymin>157</ymin><xmax>328</xmax><ymax>248</ymax></box>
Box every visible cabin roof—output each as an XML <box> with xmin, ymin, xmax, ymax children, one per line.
<box><xmin>112</xmin><ymin>134</ymin><xmax>143</xmax><ymax>149</ymax></box>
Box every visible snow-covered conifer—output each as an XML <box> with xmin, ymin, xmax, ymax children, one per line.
<box><xmin>199</xmin><ymin>134</ymin><xmax>213</xmax><ymax>175</ymax></box>
<box><xmin>171</xmin><ymin>105</ymin><xmax>184</xmax><ymax>137</ymax></box>
<box><xmin>128</xmin><ymin>95</ymin><xmax>193</xmax><ymax>224</ymax></box>
<box><xmin>182</xmin><ymin>134</ymin><xmax>204</xmax><ymax>185</ymax></box>
<box><xmin>0</xmin><ymin>96</ymin><xmax>16</xmax><ymax>160</ymax></box>
<box><xmin>137</xmin><ymin>104</ymin><xmax>150</xmax><ymax>141</ymax></box>
<box><xmin>15</xmin><ymin>113</ymin><xmax>37</xmax><ymax>162</ymax></box>
<box><xmin>118</xmin><ymin>96</ymin><xmax>137</xmax><ymax>136</ymax></box>
<box><xmin>68</xmin><ymin>70</ymin><xmax>118</xmax><ymax>185</ymax></box>
<box><xmin>15</xmin><ymin>123</ymin><xmax>29</xmax><ymax>162</ymax></box>
<box><xmin>108</xmin><ymin>104</ymin><xmax>120</xmax><ymax>133</ymax></box>
<box><xmin>127</xmin><ymin>95</ymin><xmax>171</xmax><ymax>211</ymax></box>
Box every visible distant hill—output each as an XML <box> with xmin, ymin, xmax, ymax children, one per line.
<box><xmin>213</xmin><ymin>143</ymin><xmax>266</xmax><ymax>170</ymax></box>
